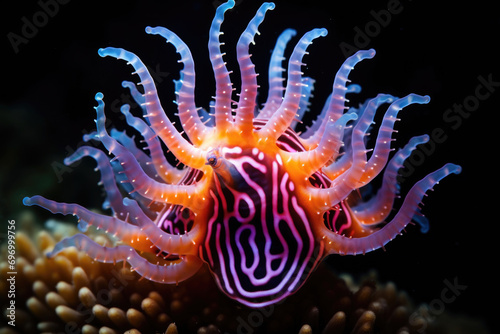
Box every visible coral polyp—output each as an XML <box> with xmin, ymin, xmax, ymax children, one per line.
<box><xmin>23</xmin><ymin>0</ymin><xmax>460</xmax><ymax>308</ymax></box>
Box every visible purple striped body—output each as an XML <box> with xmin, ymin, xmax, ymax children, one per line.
<box><xmin>201</xmin><ymin>141</ymin><xmax>322</xmax><ymax>306</ymax></box>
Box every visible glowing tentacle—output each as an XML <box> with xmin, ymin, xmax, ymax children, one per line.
<box><xmin>357</xmin><ymin>94</ymin><xmax>430</xmax><ymax>185</ymax></box>
<box><xmin>208</xmin><ymin>0</ymin><xmax>236</xmax><ymax>132</ymax></box>
<box><xmin>120</xmin><ymin>104</ymin><xmax>186</xmax><ymax>184</ymax></box>
<box><xmin>23</xmin><ymin>194</ymin><xmax>201</xmax><ymax>256</ymax></box>
<box><xmin>198</xmin><ymin>106</ymin><xmax>214</xmax><ymax>127</ymax></box>
<box><xmin>46</xmin><ymin>234</ymin><xmax>203</xmax><ymax>284</ymax></box>
<box><xmin>86</xmin><ymin>129</ymin><xmax>161</xmax><ymax>216</ymax></box>
<box><xmin>294</xmin><ymin>77</ymin><xmax>315</xmax><ymax>129</ymax></box>
<box><xmin>145</xmin><ymin>26</ymin><xmax>208</xmax><ymax>146</ymax></box>
<box><xmin>122</xmin><ymin>80</ymin><xmax>145</xmax><ymax>108</ymax></box>
<box><xmin>329</xmin><ymin>94</ymin><xmax>429</xmax><ymax>188</ymax></box>
<box><xmin>347</xmin><ymin>84</ymin><xmax>363</xmax><ymax>94</ymax></box>
<box><xmin>300</xmin><ymin>94</ymin><xmax>332</xmax><ymax>141</ymax></box>
<box><xmin>89</xmin><ymin>127</ymin><xmax>154</xmax><ymax>179</ymax></box>
<box><xmin>318</xmin><ymin>163</ymin><xmax>461</xmax><ymax>255</ymax></box>
<box><xmin>321</xmin><ymin>96</ymin><xmax>366</xmax><ymax>179</ymax></box>
<box><xmin>315</xmin><ymin>94</ymin><xmax>431</xmax><ymax>207</ymax></box>
<box><xmin>301</xmin><ymin>84</ymin><xmax>361</xmax><ymax>141</ymax></box>
<box><xmin>97</xmin><ymin>47</ymin><xmax>205</xmax><ymax>169</ymax></box>
<box><xmin>342</xmin><ymin>94</ymin><xmax>395</xmax><ymax>184</ymax></box>
<box><xmin>281</xmin><ymin>112</ymin><xmax>357</xmax><ymax>179</ymax></box>
<box><xmin>64</xmin><ymin>146</ymin><xmax>129</xmax><ymax>220</ymax></box>
<box><xmin>301</xmin><ymin>50</ymin><xmax>375</xmax><ymax>149</ymax></box>
<box><xmin>260</xmin><ymin>28</ymin><xmax>328</xmax><ymax>142</ymax></box>
<box><xmin>22</xmin><ymin>196</ymin><xmax>153</xmax><ymax>253</ymax></box>
<box><xmin>109</xmin><ymin>129</ymin><xmax>151</xmax><ymax>170</ymax></box>
<box><xmin>258</xmin><ymin>28</ymin><xmax>297</xmax><ymax>119</ymax></box>
<box><xmin>352</xmin><ymin>135</ymin><xmax>430</xmax><ymax>225</ymax></box>
<box><xmin>328</xmin><ymin>50</ymin><xmax>375</xmax><ymax>121</ymax></box>
<box><xmin>235</xmin><ymin>2</ymin><xmax>275</xmax><ymax>134</ymax></box>
<box><xmin>122</xmin><ymin>198</ymin><xmax>202</xmax><ymax>256</ymax></box>
<box><xmin>92</xmin><ymin>93</ymin><xmax>200</xmax><ymax>210</ymax></box>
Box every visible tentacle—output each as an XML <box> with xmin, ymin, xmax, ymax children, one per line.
<box><xmin>122</xmin><ymin>80</ymin><xmax>146</xmax><ymax>109</ymax></box>
<box><xmin>64</xmin><ymin>146</ymin><xmax>129</xmax><ymax>220</ymax></box>
<box><xmin>208</xmin><ymin>0</ymin><xmax>236</xmax><ymax>132</ymax></box>
<box><xmin>83</xmin><ymin>127</ymin><xmax>151</xmax><ymax>175</ymax></box>
<box><xmin>322</xmin><ymin>98</ymin><xmax>368</xmax><ymax>179</ymax></box>
<box><xmin>235</xmin><ymin>2</ymin><xmax>275</xmax><ymax>134</ymax></box>
<box><xmin>341</xmin><ymin>94</ymin><xmax>395</xmax><ymax>185</ymax></box>
<box><xmin>300</xmin><ymin>84</ymin><xmax>361</xmax><ymax>141</ymax></box>
<box><xmin>45</xmin><ymin>234</ymin><xmax>203</xmax><ymax>284</ymax></box>
<box><xmin>97</xmin><ymin>47</ymin><xmax>206</xmax><ymax>169</ymax></box>
<box><xmin>22</xmin><ymin>196</ymin><xmax>153</xmax><ymax>253</ymax></box>
<box><xmin>351</xmin><ymin>135</ymin><xmax>430</xmax><ymax>225</ymax></box>
<box><xmin>294</xmin><ymin>77</ymin><xmax>315</xmax><ymax>129</ymax></box>
<box><xmin>257</xmin><ymin>28</ymin><xmax>297</xmax><ymax>119</ymax></box>
<box><xmin>346</xmin><ymin>84</ymin><xmax>362</xmax><ymax>94</ymax></box>
<box><xmin>259</xmin><ymin>28</ymin><xmax>328</xmax><ymax>142</ymax></box>
<box><xmin>281</xmin><ymin>112</ymin><xmax>357</xmax><ymax>179</ymax></box>
<box><xmin>92</xmin><ymin>93</ymin><xmax>201</xmax><ymax>210</ymax></box>
<box><xmin>328</xmin><ymin>50</ymin><xmax>375</xmax><ymax>121</ymax></box>
<box><xmin>120</xmin><ymin>104</ymin><xmax>186</xmax><ymax>184</ymax></box>
<box><xmin>317</xmin><ymin>163</ymin><xmax>461</xmax><ymax>255</ymax></box>
<box><xmin>299</xmin><ymin>94</ymin><xmax>331</xmax><ymax>141</ymax></box>
<box><xmin>86</xmin><ymin>129</ymin><xmax>162</xmax><ymax>216</ymax></box>
<box><xmin>198</xmin><ymin>106</ymin><xmax>215</xmax><ymax>127</ymax></box>
<box><xmin>23</xmin><ymin>195</ymin><xmax>201</xmax><ymax>256</ymax></box>
<box><xmin>109</xmin><ymin>128</ymin><xmax>151</xmax><ymax>170</ymax></box>
<box><xmin>411</xmin><ymin>214</ymin><xmax>430</xmax><ymax>234</ymax></box>
<box><xmin>314</xmin><ymin>94</ymin><xmax>430</xmax><ymax>208</ymax></box>
<box><xmin>145</xmin><ymin>26</ymin><xmax>209</xmax><ymax>146</ymax></box>
<box><xmin>300</xmin><ymin>50</ymin><xmax>375</xmax><ymax>149</ymax></box>
<box><xmin>357</xmin><ymin>94</ymin><xmax>430</xmax><ymax>185</ymax></box>
<box><xmin>123</xmin><ymin>198</ymin><xmax>203</xmax><ymax>256</ymax></box>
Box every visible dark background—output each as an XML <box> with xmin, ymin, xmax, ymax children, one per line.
<box><xmin>1</xmin><ymin>0</ymin><xmax>497</xmax><ymax>332</ymax></box>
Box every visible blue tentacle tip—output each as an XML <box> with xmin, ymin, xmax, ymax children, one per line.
<box><xmin>412</xmin><ymin>214</ymin><xmax>430</xmax><ymax>234</ymax></box>
<box><xmin>145</xmin><ymin>26</ymin><xmax>162</xmax><ymax>35</ymax></box>
<box><xmin>317</xmin><ymin>28</ymin><xmax>328</xmax><ymax>37</ymax></box>
<box><xmin>448</xmin><ymin>163</ymin><xmax>462</xmax><ymax>175</ymax></box>
<box><xmin>361</xmin><ymin>48</ymin><xmax>376</xmax><ymax>58</ymax></box>
<box><xmin>264</xmin><ymin>2</ymin><xmax>276</xmax><ymax>10</ymax></box>
<box><xmin>22</xmin><ymin>196</ymin><xmax>31</xmax><ymax>206</ymax></box>
<box><xmin>97</xmin><ymin>48</ymin><xmax>107</xmax><ymax>57</ymax></box>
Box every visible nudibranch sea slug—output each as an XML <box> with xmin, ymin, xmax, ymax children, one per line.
<box><xmin>24</xmin><ymin>0</ymin><xmax>461</xmax><ymax>308</ymax></box>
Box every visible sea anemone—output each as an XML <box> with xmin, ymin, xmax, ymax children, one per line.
<box><xmin>0</xmin><ymin>215</ymin><xmax>486</xmax><ymax>334</ymax></box>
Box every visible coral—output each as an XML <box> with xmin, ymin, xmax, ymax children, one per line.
<box><xmin>1</xmin><ymin>217</ymin><xmax>485</xmax><ymax>334</ymax></box>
